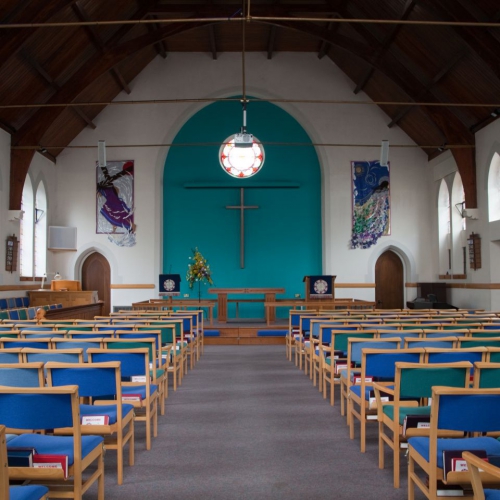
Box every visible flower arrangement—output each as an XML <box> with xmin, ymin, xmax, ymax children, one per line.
<box><xmin>186</xmin><ymin>247</ymin><xmax>214</xmax><ymax>289</ymax></box>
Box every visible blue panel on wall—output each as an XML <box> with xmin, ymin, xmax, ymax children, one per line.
<box><xmin>163</xmin><ymin>99</ymin><xmax>321</xmax><ymax>318</ymax></box>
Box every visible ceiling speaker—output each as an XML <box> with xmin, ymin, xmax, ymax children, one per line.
<box><xmin>98</xmin><ymin>140</ymin><xmax>106</xmax><ymax>169</ymax></box>
<box><xmin>380</xmin><ymin>140</ymin><xmax>389</xmax><ymax>166</ymax></box>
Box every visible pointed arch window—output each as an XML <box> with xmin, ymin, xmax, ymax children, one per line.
<box><xmin>20</xmin><ymin>177</ymin><xmax>47</xmax><ymax>279</ymax></box>
<box><xmin>488</xmin><ymin>152</ymin><xmax>500</xmax><ymax>222</ymax></box>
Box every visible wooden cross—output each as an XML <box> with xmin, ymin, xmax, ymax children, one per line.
<box><xmin>226</xmin><ymin>188</ymin><xmax>259</xmax><ymax>269</ymax></box>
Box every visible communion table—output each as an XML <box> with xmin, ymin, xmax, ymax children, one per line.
<box><xmin>208</xmin><ymin>288</ymin><xmax>285</xmax><ymax>323</ymax></box>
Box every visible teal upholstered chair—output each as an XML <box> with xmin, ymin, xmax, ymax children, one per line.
<box><xmin>373</xmin><ymin>361</ymin><xmax>471</xmax><ymax>488</ymax></box>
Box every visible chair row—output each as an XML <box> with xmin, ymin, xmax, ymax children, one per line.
<box><xmin>336</xmin><ymin>345</ymin><xmax>500</xmax><ymax>495</ymax></box>
<box><xmin>1</xmin><ymin>352</ymin><xmax>159</xmax><ymax>491</ymax></box>
<box><xmin>0</xmin><ymin>296</ymin><xmax>29</xmax><ymax>310</ymax></box>
<box><xmin>0</xmin><ymin>304</ymin><xmax>62</xmax><ymax>321</ymax></box>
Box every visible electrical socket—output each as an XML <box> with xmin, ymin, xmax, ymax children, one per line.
<box><xmin>184</xmin><ymin>293</ymin><xmax>189</xmax><ymax>298</ymax></box>
<box><xmin>295</xmin><ymin>293</ymin><xmax>301</xmax><ymax>298</ymax></box>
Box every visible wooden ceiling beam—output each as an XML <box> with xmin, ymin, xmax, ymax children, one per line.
<box><xmin>317</xmin><ymin>0</ymin><xmax>349</xmax><ymax>61</ymax></box>
<box><xmin>9</xmin><ymin>20</ymin><xmax>207</xmax><ymax>210</ymax></box>
<box><xmin>22</xmin><ymin>51</ymin><xmax>96</xmax><ymax>130</ymax></box>
<box><xmin>209</xmin><ymin>25</ymin><xmax>218</xmax><ymax>60</ymax></box>
<box><xmin>72</xmin><ymin>1</ymin><xmax>131</xmax><ymax>95</ymax></box>
<box><xmin>420</xmin><ymin>0</ymin><xmax>500</xmax><ymax>85</ymax></box>
<box><xmin>0</xmin><ymin>120</ymin><xmax>16</xmax><ymax>135</ymax></box>
<box><xmin>354</xmin><ymin>0</ymin><xmax>417</xmax><ymax>94</ymax></box>
<box><xmin>272</xmin><ymin>17</ymin><xmax>477</xmax><ymax>206</ymax></box>
<box><xmin>147</xmin><ymin>15</ymin><xmax>168</xmax><ymax>59</ymax></box>
<box><xmin>388</xmin><ymin>51</ymin><xmax>465</xmax><ymax>128</ymax></box>
<box><xmin>0</xmin><ymin>0</ymin><xmax>77</xmax><ymax>71</ymax></box>
<box><xmin>266</xmin><ymin>25</ymin><xmax>277</xmax><ymax>60</ymax></box>
<box><xmin>148</xmin><ymin>4</ymin><xmax>342</xmax><ymax>15</ymax></box>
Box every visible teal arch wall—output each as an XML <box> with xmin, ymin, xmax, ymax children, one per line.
<box><xmin>163</xmin><ymin>99</ymin><xmax>322</xmax><ymax>318</ymax></box>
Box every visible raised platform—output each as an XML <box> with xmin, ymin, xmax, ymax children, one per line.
<box><xmin>204</xmin><ymin>319</ymin><xmax>287</xmax><ymax>345</ymax></box>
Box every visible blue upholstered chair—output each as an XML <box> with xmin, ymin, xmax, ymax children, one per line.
<box><xmin>46</xmin><ymin>361</ymin><xmax>135</xmax><ymax>485</ymax></box>
<box><xmin>0</xmin><ymin>385</ymin><xmax>105</xmax><ymax>500</ymax></box>
<box><xmin>348</xmin><ymin>348</ymin><xmax>425</xmax><ymax>453</ymax></box>
<box><xmin>320</xmin><ymin>330</ymin><xmax>378</xmax><ymax>405</ymax></box>
<box><xmin>88</xmin><ymin>348</ymin><xmax>159</xmax><ymax>451</ymax></box>
<box><xmin>0</xmin><ymin>425</ymin><xmax>49</xmax><ymax>500</ymax></box>
<box><xmin>408</xmin><ymin>386</ymin><xmax>500</xmax><ymax>500</ymax></box>
<box><xmin>339</xmin><ymin>338</ymin><xmax>400</xmax><ymax>419</ymax></box>
<box><xmin>464</xmin><ymin>451</ymin><xmax>500</xmax><ymax>500</ymax></box>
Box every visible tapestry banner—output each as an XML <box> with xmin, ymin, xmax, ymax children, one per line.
<box><xmin>96</xmin><ymin>160</ymin><xmax>136</xmax><ymax>247</ymax></box>
<box><xmin>351</xmin><ymin>160</ymin><xmax>390</xmax><ymax>249</ymax></box>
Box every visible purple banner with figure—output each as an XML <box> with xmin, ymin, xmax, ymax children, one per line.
<box><xmin>351</xmin><ymin>160</ymin><xmax>390</xmax><ymax>249</ymax></box>
<box><xmin>96</xmin><ymin>160</ymin><xmax>136</xmax><ymax>247</ymax></box>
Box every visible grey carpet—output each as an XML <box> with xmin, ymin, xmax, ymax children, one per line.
<box><xmin>87</xmin><ymin>345</ymin><xmax>426</xmax><ymax>499</ymax></box>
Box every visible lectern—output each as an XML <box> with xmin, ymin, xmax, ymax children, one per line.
<box><xmin>303</xmin><ymin>275</ymin><xmax>336</xmax><ymax>300</ymax></box>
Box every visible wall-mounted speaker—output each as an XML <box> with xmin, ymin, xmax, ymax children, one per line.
<box><xmin>48</xmin><ymin>226</ymin><xmax>77</xmax><ymax>251</ymax></box>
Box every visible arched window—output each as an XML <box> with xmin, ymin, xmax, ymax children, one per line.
<box><xmin>451</xmin><ymin>173</ymin><xmax>467</xmax><ymax>275</ymax></box>
<box><xmin>20</xmin><ymin>176</ymin><xmax>34</xmax><ymax>277</ymax></box>
<box><xmin>20</xmin><ymin>177</ymin><xmax>47</xmax><ymax>279</ymax></box>
<box><xmin>438</xmin><ymin>179</ymin><xmax>451</xmax><ymax>274</ymax></box>
<box><xmin>34</xmin><ymin>182</ymin><xmax>47</xmax><ymax>277</ymax></box>
<box><xmin>488</xmin><ymin>152</ymin><xmax>500</xmax><ymax>222</ymax></box>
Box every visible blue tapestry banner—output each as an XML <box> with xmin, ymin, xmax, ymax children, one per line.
<box><xmin>308</xmin><ymin>275</ymin><xmax>334</xmax><ymax>299</ymax></box>
<box><xmin>159</xmin><ymin>274</ymin><xmax>181</xmax><ymax>296</ymax></box>
<box><xmin>351</xmin><ymin>160</ymin><xmax>390</xmax><ymax>249</ymax></box>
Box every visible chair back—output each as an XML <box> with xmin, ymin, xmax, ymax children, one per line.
<box><xmin>46</xmin><ymin>361</ymin><xmax>122</xmax><ymax>399</ymax></box>
<box><xmin>396</xmin><ymin>361</ymin><xmax>472</xmax><ymax>400</ymax></box>
<box><xmin>431</xmin><ymin>386</ymin><xmax>500</xmax><ymax>433</ymax></box>
<box><xmin>425</xmin><ymin>347</ymin><xmax>487</xmax><ymax>364</ymax></box>
<box><xmin>404</xmin><ymin>337</ymin><xmax>457</xmax><ymax>349</ymax></box>
<box><xmin>349</xmin><ymin>339</ymin><xmax>400</xmax><ymax>366</ymax></box>
<box><xmin>23</xmin><ymin>348</ymin><xmax>84</xmax><ymax>364</ymax></box>
<box><xmin>0</xmin><ymin>348</ymin><xmax>23</xmax><ymax>363</ymax></box>
<box><xmin>140</xmin><ymin>321</ymin><xmax>181</xmax><ymax>343</ymax></box>
<box><xmin>88</xmin><ymin>348</ymin><xmax>149</xmax><ymax>378</ymax></box>
<box><xmin>362</xmin><ymin>348</ymin><xmax>425</xmax><ymax>381</ymax></box>
<box><xmin>473</xmin><ymin>362</ymin><xmax>500</xmax><ymax>389</ymax></box>
<box><xmin>331</xmin><ymin>331</ymin><xmax>378</xmax><ymax>356</ymax></box>
<box><xmin>52</xmin><ymin>338</ymin><xmax>103</xmax><ymax>362</ymax></box>
<box><xmin>0</xmin><ymin>362</ymin><xmax>44</xmax><ymax>387</ymax></box>
<box><xmin>459</xmin><ymin>337</ymin><xmax>500</xmax><ymax>348</ymax></box>
<box><xmin>0</xmin><ymin>385</ymin><xmax>81</xmax><ymax>432</ymax></box>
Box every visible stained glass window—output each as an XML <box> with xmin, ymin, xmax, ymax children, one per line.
<box><xmin>219</xmin><ymin>135</ymin><xmax>264</xmax><ymax>178</ymax></box>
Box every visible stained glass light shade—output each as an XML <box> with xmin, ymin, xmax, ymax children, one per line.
<box><xmin>219</xmin><ymin>135</ymin><xmax>265</xmax><ymax>178</ymax></box>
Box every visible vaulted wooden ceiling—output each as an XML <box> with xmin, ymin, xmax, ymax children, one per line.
<box><xmin>2</xmin><ymin>0</ymin><xmax>500</xmax><ymax>210</ymax></box>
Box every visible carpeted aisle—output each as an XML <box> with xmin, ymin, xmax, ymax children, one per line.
<box><xmin>89</xmin><ymin>345</ymin><xmax>424</xmax><ymax>500</ymax></box>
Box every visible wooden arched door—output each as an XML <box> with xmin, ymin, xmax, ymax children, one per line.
<box><xmin>375</xmin><ymin>250</ymin><xmax>404</xmax><ymax>309</ymax></box>
<box><xmin>82</xmin><ymin>252</ymin><xmax>111</xmax><ymax>316</ymax></box>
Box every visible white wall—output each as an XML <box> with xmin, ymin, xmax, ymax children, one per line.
<box><xmin>1</xmin><ymin>53</ymin><xmax>438</xmax><ymax>308</ymax></box>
